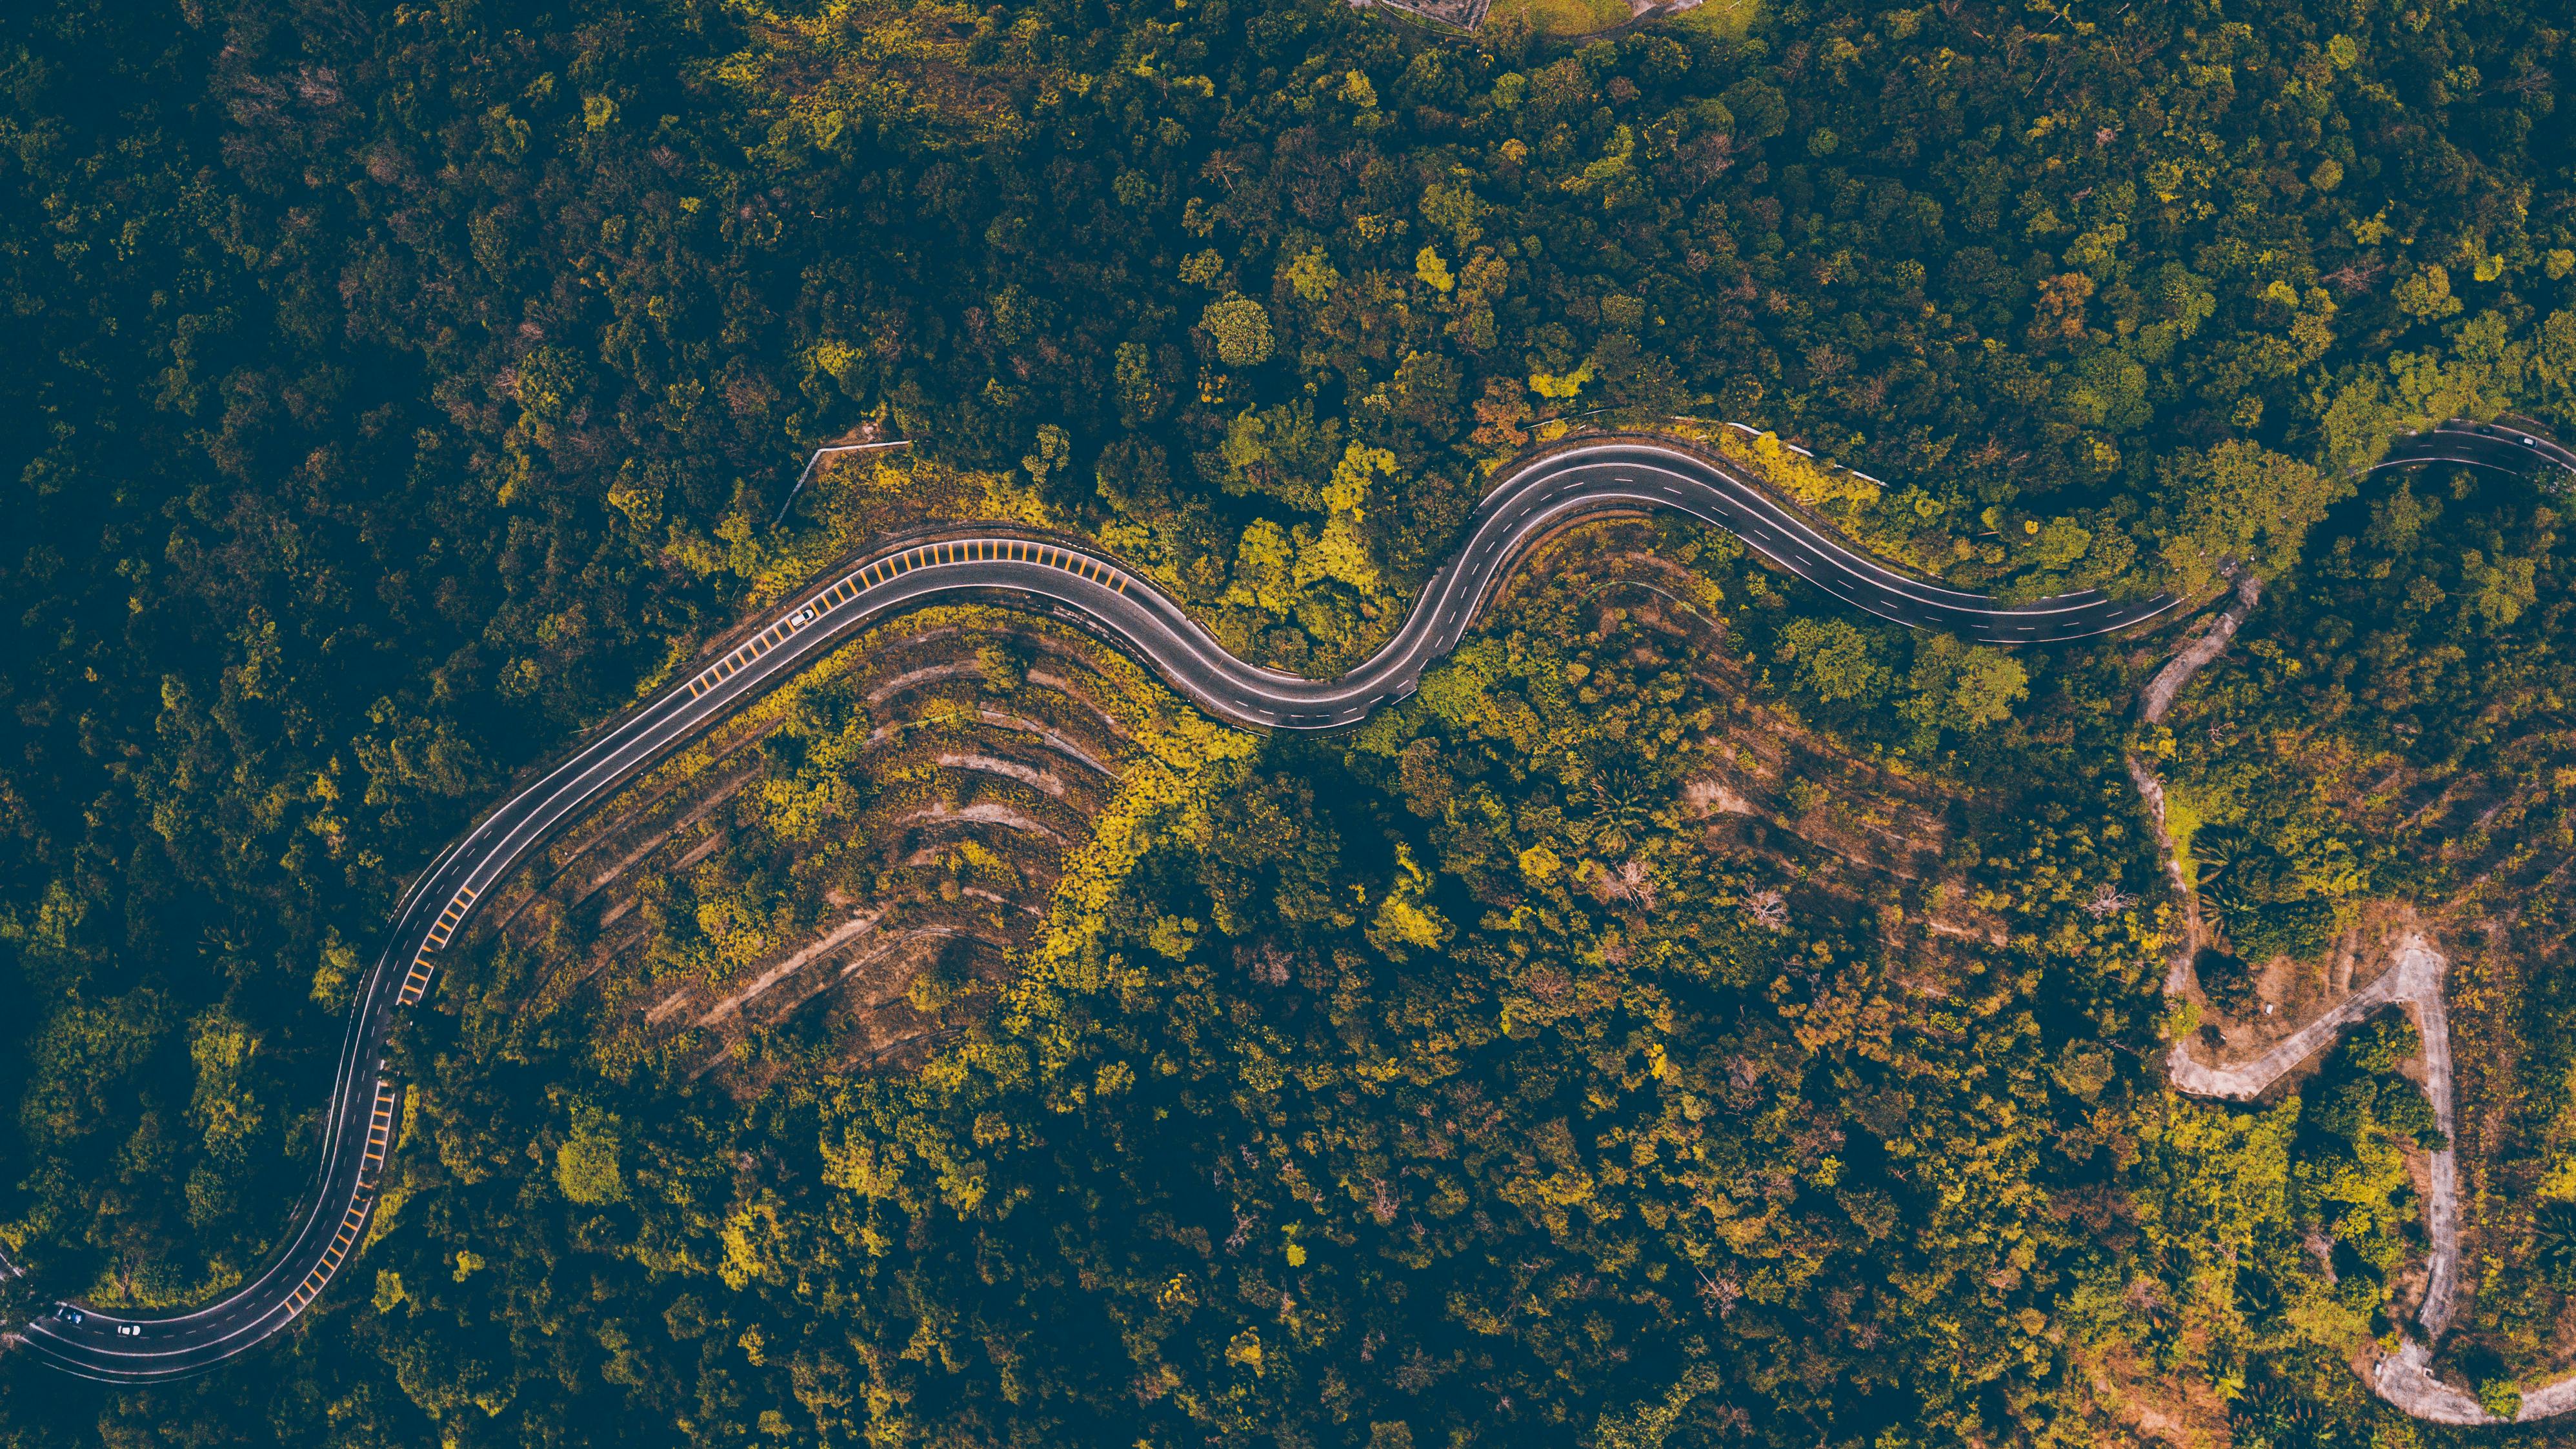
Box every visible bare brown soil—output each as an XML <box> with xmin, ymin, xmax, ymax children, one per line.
<box><xmin>1500</xmin><ymin>521</ymin><xmax>2006</xmax><ymax>983</ymax></box>
<box><xmin>2180</xmin><ymin>904</ymin><xmax>2417</xmax><ymax>1090</ymax></box>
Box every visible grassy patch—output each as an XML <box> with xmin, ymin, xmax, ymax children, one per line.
<box><xmin>1671</xmin><ymin>0</ymin><xmax>1760</xmax><ymax>38</ymax></box>
<box><xmin>2164</xmin><ymin>786</ymin><xmax>2204</xmax><ymax>890</ymax></box>
<box><xmin>1488</xmin><ymin>0</ymin><xmax>1634</xmax><ymax>38</ymax></box>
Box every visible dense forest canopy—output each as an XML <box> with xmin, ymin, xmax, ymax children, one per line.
<box><xmin>2</xmin><ymin>0</ymin><xmax>2575</xmax><ymax>1442</ymax></box>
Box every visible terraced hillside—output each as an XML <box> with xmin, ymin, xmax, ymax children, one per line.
<box><xmin>443</xmin><ymin>516</ymin><xmax>2038</xmax><ymax>1096</ymax></box>
<box><xmin>445</xmin><ymin>608</ymin><xmax>1185</xmax><ymax>1088</ymax></box>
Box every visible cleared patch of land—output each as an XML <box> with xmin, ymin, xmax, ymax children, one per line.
<box><xmin>462</xmin><ymin>603</ymin><xmax>1180</xmax><ymax>1087</ymax></box>
<box><xmin>1485</xmin><ymin>0</ymin><xmax>1633</xmax><ymax>37</ymax></box>
<box><xmin>1670</xmin><ymin>0</ymin><xmax>1760</xmax><ymax>37</ymax></box>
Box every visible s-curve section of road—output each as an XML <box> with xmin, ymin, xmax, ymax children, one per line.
<box><xmin>10</xmin><ymin>420</ymin><xmax>2568</xmax><ymax>1381</ymax></box>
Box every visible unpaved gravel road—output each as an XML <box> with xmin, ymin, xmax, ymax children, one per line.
<box><xmin>2142</xmin><ymin>590</ymin><xmax>2570</xmax><ymax>1423</ymax></box>
<box><xmin>2165</xmin><ymin>939</ymin><xmax>2510</xmax><ymax>1421</ymax></box>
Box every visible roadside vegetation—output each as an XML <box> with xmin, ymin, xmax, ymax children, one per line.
<box><xmin>1669</xmin><ymin>0</ymin><xmax>1760</xmax><ymax>41</ymax></box>
<box><xmin>1484</xmin><ymin>0</ymin><xmax>1638</xmax><ymax>41</ymax></box>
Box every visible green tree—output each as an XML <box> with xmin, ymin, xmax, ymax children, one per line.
<box><xmin>1901</xmin><ymin>634</ymin><xmax>2028</xmax><ymax>735</ymax></box>
<box><xmin>1775</xmin><ymin>617</ymin><xmax>1889</xmax><ymax>704</ymax></box>
<box><xmin>555</xmin><ymin>1108</ymin><xmax>627</xmax><ymax>1206</ymax></box>
<box><xmin>1199</xmin><ymin>294</ymin><xmax>1274</xmax><ymax>368</ymax></box>
<box><xmin>2157</xmin><ymin>441</ymin><xmax>2349</xmax><ymax>596</ymax></box>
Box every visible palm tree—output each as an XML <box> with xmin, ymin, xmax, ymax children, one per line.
<box><xmin>2533</xmin><ymin>1201</ymin><xmax>2576</xmax><ymax>1290</ymax></box>
<box><xmin>1582</xmin><ymin>760</ymin><xmax>1656</xmax><ymax>857</ymax></box>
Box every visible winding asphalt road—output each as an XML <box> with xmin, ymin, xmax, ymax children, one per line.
<box><xmin>8</xmin><ymin>420</ymin><xmax>2567</xmax><ymax>1381</ymax></box>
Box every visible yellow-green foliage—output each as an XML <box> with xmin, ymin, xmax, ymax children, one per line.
<box><xmin>1716</xmin><ymin>427</ymin><xmax>1882</xmax><ymax>517</ymax></box>
<box><xmin>361</xmin><ymin>1087</ymin><xmax>420</xmax><ymax>1254</ymax></box>
<box><xmin>703</xmin><ymin>0</ymin><xmax>1064</xmax><ymax>155</ymax></box>
<box><xmin>1487</xmin><ymin>0</ymin><xmax>1635</xmax><ymax>39</ymax></box>
<box><xmin>1223</xmin><ymin>519</ymin><xmax>1298</xmax><ymax>614</ymax></box>
<box><xmin>750</xmin><ymin>693</ymin><xmax>874</xmax><ymax>845</ymax></box>
<box><xmin>617</xmin><ymin>640</ymin><xmax>870</xmax><ymax>805</ymax></box>
<box><xmin>2130</xmin><ymin>1098</ymin><xmax>2295</xmax><ymax>1279</ymax></box>
<box><xmin>2161</xmin><ymin>784</ymin><xmax>2205</xmax><ymax>890</ymax></box>
<box><xmin>1528</xmin><ymin>360</ymin><xmax>1596</xmax><ymax>399</ymax></box>
<box><xmin>2123</xmin><ymin>1097</ymin><xmax>2375</xmax><ymax>1355</ymax></box>
<box><xmin>667</xmin><ymin>873</ymin><xmax>787</xmax><ymax>986</ymax></box>
<box><xmin>1296</xmin><ymin>443</ymin><xmax>1396</xmax><ymax>595</ymax></box>
<box><xmin>1671</xmin><ymin>0</ymin><xmax>1760</xmax><ymax>39</ymax></box>
<box><xmin>744</xmin><ymin>451</ymin><xmax>1058</xmax><ymax>612</ymax></box>
<box><xmin>554</xmin><ymin>1107</ymin><xmax>627</xmax><ymax>1205</ymax></box>
<box><xmin>1657</xmin><ymin>419</ymin><xmax>1958</xmax><ymax>579</ymax></box>
<box><xmin>968</xmin><ymin>708</ymin><xmax>1261</xmax><ymax>1083</ymax></box>
<box><xmin>1365</xmin><ymin>843</ymin><xmax>1452</xmax><ymax>959</ymax></box>
<box><xmin>186</xmin><ymin>1007</ymin><xmax>263</xmax><ymax>1160</ymax></box>
<box><xmin>2311</xmin><ymin>310</ymin><xmax>2530</xmax><ymax>476</ymax></box>
<box><xmin>1194</xmin><ymin>441</ymin><xmax>1411</xmax><ymax>672</ymax></box>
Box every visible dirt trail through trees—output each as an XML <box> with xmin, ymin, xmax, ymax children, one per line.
<box><xmin>2139</xmin><ymin>574</ymin><xmax>2263</xmax><ymax>728</ymax></box>
<box><xmin>2164</xmin><ymin>939</ymin><xmax>2493</xmax><ymax>1419</ymax></box>
<box><xmin>2162</xmin><ymin>943</ymin><xmax>2431</xmax><ymax>1103</ymax></box>
<box><xmin>2139</xmin><ymin>595</ymin><xmax>2567</xmax><ymax>1424</ymax></box>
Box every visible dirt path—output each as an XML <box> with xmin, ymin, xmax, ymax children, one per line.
<box><xmin>2166</xmin><ymin>939</ymin><xmax>2501</xmax><ymax>1420</ymax></box>
<box><xmin>2161</xmin><ymin>944</ymin><xmax>2424</xmax><ymax>1101</ymax></box>
<box><xmin>2131</xmin><ymin>591</ymin><xmax>2576</xmax><ymax>1424</ymax></box>
<box><xmin>2140</xmin><ymin>573</ymin><xmax>2262</xmax><ymax>726</ymax></box>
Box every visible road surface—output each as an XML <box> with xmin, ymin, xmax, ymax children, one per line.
<box><xmin>2137</xmin><ymin>418</ymin><xmax>2574</xmax><ymax>1423</ymax></box>
<box><xmin>9</xmin><ymin>419</ymin><xmax>2566</xmax><ymax>1381</ymax></box>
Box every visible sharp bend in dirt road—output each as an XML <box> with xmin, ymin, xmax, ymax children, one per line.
<box><xmin>8</xmin><ymin>421</ymin><xmax>2568</xmax><ymax>1382</ymax></box>
<box><xmin>2138</xmin><ymin>421</ymin><xmax>2576</xmax><ymax>1422</ymax></box>
<box><xmin>2162</xmin><ymin>933</ymin><xmax>2517</xmax><ymax>1424</ymax></box>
